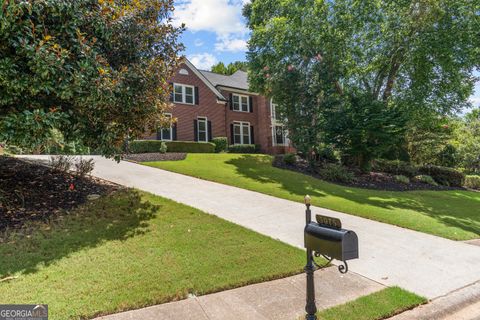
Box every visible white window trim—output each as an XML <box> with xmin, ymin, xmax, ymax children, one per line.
<box><xmin>233</xmin><ymin>121</ymin><xmax>251</xmax><ymax>145</ymax></box>
<box><xmin>232</xmin><ymin>94</ymin><xmax>250</xmax><ymax>113</ymax></box>
<box><xmin>159</xmin><ymin>113</ymin><xmax>173</xmax><ymax>141</ymax></box>
<box><xmin>272</xmin><ymin>124</ymin><xmax>289</xmax><ymax>146</ymax></box>
<box><xmin>173</xmin><ymin>83</ymin><xmax>195</xmax><ymax>105</ymax></box>
<box><xmin>270</xmin><ymin>99</ymin><xmax>283</xmax><ymax>125</ymax></box>
<box><xmin>197</xmin><ymin>117</ymin><xmax>208</xmax><ymax>143</ymax></box>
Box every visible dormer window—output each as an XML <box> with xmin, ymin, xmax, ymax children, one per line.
<box><xmin>173</xmin><ymin>83</ymin><xmax>195</xmax><ymax>105</ymax></box>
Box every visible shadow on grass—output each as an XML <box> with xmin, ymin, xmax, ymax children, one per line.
<box><xmin>226</xmin><ymin>155</ymin><xmax>480</xmax><ymax>237</ymax></box>
<box><xmin>0</xmin><ymin>190</ymin><xmax>157</xmax><ymax>277</ymax></box>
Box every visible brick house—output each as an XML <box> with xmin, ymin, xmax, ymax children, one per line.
<box><xmin>143</xmin><ymin>59</ymin><xmax>294</xmax><ymax>154</ymax></box>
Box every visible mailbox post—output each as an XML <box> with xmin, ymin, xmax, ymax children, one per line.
<box><xmin>303</xmin><ymin>195</ymin><xmax>359</xmax><ymax>320</ymax></box>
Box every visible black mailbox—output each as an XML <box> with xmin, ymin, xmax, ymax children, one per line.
<box><xmin>302</xmin><ymin>196</ymin><xmax>360</xmax><ymax>320</ymax></box>
<box><xmin>304</xmin><ymin>222</ymin><xmax>358</xmax><ymax>261</ymax></box>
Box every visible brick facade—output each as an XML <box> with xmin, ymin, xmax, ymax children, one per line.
<box><xmin>143</xmin><ymin>62</ymin><xmax>295</xmax><ymax>154</ymax></box>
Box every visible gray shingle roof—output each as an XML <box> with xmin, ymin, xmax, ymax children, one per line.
<box><xmin>199</xmin><ymin>70</ymin><xmax>249</xmax><ymax>91</ymax></box>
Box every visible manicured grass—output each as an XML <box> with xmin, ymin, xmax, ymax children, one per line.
<box><xmin>0</xmin><ymin>190</ymin><xmax>306</xmax><ymax>319</ymax></box>
<box><xmin>144</xmin><ymin>154</ymin><xmax>480</xmax><ymax>240</ymax></box>
<box><xmin>317</xmin><ymin>287</ymin><xmax>426</xmax><ymax>320</ymax></box>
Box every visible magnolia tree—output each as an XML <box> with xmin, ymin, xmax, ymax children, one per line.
<box><xmin>244</xmin><ymin>0</ymin><xmax>479</xmax><ymax>169</ymax></box>
<box><xmin>0</xmin><ymin>0</ymin><xmax>184</xmax><ymax>156</ymax></box>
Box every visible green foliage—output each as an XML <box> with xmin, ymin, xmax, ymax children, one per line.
<box><xmin>165</xmin><ymin>141</ymin><xmax>215</xmax><ymax>153</ymax></box>
<box><xmin>228</xmin><ymin>144</ymin><xmax>259</xmax><ymax>154</ymax></box>
<box><xmin>394</xmin><ymin>175</ymin><xmax>410</xmax><ymax>184</ymax></box>
<box><xmin>211</xmin><ymin>61</ymin><xmax>248</xmax><ymax>75</ymax></box>
<box><xmin>372</xmin><ymin>159</ymin><xmax>418</xmax><ymax>178</ymax></box>
<box><xmin>326</xmin><ymin>93</ymin><xmax>407</xmax><ymax>171</ymax></box>
<box><xmin>0</xmin><ymin>0</ymin><xmax>184</xmax><ymax>157</ymax></box>
<box><xmin>405</xmin><ymin>116</ymin><xmax>456</xmax><ymax>166</ymax></box>
<box><xmin>283</xmin><ymin>153</ymin><xmax>297</xmax><ymax>165</ymax></box>
<box><xmin>419</xmin><ymin>165</ymin><xmax>465</xmax><ymax>187</ymax></box>
<box><xmin>414</xmin><ymin>175</ymin><xmax>438</xmax><ymax>186</ymax></box>
<box><xmin>451</xmin><ymin>109</ymin><xmax>480</xmax><ymax>174</ymax></box>
<box><xmin>212</xmin><ymin>137</ymin><xmax>228</xmax><ymax>153</ymax></box>
<box><xmin>317</xmin><ymin>164</ymin><xmax>354</xmax><ymax>183</ymax></box>
<box><xmin>128</xmin><ymin>140</ymin><xmax>167</xmax><ymax>154</ymax></box>
<box><xmin>465</xmin><ymin>175</ymin><xmax>480</xmax><ymax>190</ymax></box>
<box><xmin>245</xmin><ymin>0</ymin><xmax>480</xmax><ymax>169</ymax></box>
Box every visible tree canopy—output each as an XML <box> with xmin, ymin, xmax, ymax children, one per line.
<box><xmin>211</xmin><ymin>61</ymin><xmax>248</xmax><ymax>75</ymax></box>
<box><xmin>0</xmin><ymin>0</ymin><xmax>184</xmax><ymax>156</ymax></box>
<box><xmin>245</xmin><ymin>0</ymin><xmax>479</xmax><ymax>168</ymax></box>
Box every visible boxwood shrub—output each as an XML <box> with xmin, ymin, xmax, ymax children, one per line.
<box><xmin>372</xmin><ymin>159</ymin><xmax>418</xmax><ymax>177</ymax></box>
<box><xmin>212</xmin><ymin>137</ymin><xmax>228</xmax><ymax>153</ymax></box>
<box><xmin>165</xmin><ymin>141</ymin><xmax>215</xmax><ymax>153</ymax></box>
<box><xmin>465</xmin><ymin>175</ymin><xmax>480</xmax><ymax>190</ymax></box>
<box><xmin>128</xmin><ymin>140</ymin><xmax>167</xmax><ymax>154</ymax></box>
<box><xmin>418</xmin><ymin>165</ymin><xmax>465</xmax><ymax>187</ymax></box>
<box><xmin>228</xmin><ymin>144</ymin><xmax>260</xmax><ymax>154</ymax></box>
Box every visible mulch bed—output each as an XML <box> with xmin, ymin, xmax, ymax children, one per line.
<box><xmin>0</xmin><ymin>156</ymin><xmax>118</xmax><ymax>231</ymax></box>
<box><xmin>123</xmin><ymin>152</ymin><xmax>186</xmax><ymax>162</ymax></box>
<box><xmin>273</xmin><ymin>155</ymin><xmax>461</xmax><ymax>191</ymax></box>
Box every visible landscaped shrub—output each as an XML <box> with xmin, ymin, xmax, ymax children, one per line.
<box><xmin>317</xmin><ymin>164</ymin><xmax>354</xmax><ymax>183</ymax></box>
<box><xmin>165</xmin><ymin>141</ymin><xmax>215</xmax><ymax>153</ymax></box>
<box><xmin>75</xmin><ymin>158</ymin><xmax>95</xmax><ymax>178</ymax></box>
<box><xmin>50</xmin><ymin>155</ymin><xmax>74</xmax><ymax>173</ymax></box>
<box><xmin>464</xmin><ymin>175</ymin><xmax>480</xmax><ymax>190</ymax></box>
<box><xmin>212</xmin><ymin>137</ymin><xmax>228</xmax><ymax>153</ymax></box>
<box><xmin>372</xmin><ymin>159</ymin><xmax>418</xmax><ymax>177</ymax></box>
<box><xmin>228</xmin><ymin>144</ymin><xmax>259</xmax><ymax>154</ymax></box>
<box><xmin>394</xmin><ymin>175</ymin><xmax>410</xmax><ymax>184</ymax></box>
<box><xmin>419</xmin><ymin>165</ymin><xmax>465</xmax><ymax>187</ymax></box>
<box><xmin>128</xmin><ymin>140</ymin><xmax>168</xmax><ymax>154</ymax></box>
<box><xmin>283</xmin><ymin>153</ymin><xmax>297</xmax><ymax>165</ymax></box>
<box><xmin>414</xmin><ymin>175</ymin><xmax>438</xmax><ymax>186</ymax></box>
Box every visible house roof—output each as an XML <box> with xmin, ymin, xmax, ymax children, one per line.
<box><xmin>199</xmin><ymin>70</ymin><xmax>249</xmax><ymax>91</ymax></box>
<box><xmin>183</xmin><ymin>59</ymin><xmax>227</xmax><ymax>101</ymax></box>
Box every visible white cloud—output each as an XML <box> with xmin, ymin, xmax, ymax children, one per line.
<box><xmin>469</xmin><ymin>96</ymin><xmax>480</xmax><ymax>106</ymax></box>
<box><xmin>174</xmin><ymin>0</ymin><xmax>249</xmax><ymax>53</ymax></box>
<box><xmin>194</xmin><ymin>38</ymin><xmax>204</xmax><ymax>47</ymax></box>
<box><xmin>188</xmin><ymin>53</ymin><xmax>218</xmax><ymax>70</ymax></box>
<box><xmin>215</xmin><ymin>36</ymin><xmax>247</xmax><ymax>52</ymax></box>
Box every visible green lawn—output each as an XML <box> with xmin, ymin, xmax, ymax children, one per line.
<box><xmin>144</xmin><ymin>153</ymin><xmax>480</xmax><ymax>240</ymax></box>
<box><xmin>0</xmin><ymin>190</ymin><xmax>306</xmax><ymax>319</ymax></box>
<box><xmin>317</xmin><ymin>287</ymin><xmax>426</xmax><ymax>320</ymax></box>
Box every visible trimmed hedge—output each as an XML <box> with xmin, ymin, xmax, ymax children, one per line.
<box><xmin>419</xmin><ymin>165</ymin><xmax>465</xmax><ymax>187</ymax></box>
<box><xmin>128</xmin><ymin>140</ymin><xmax>167</xmax><ymax>154</ymax></box>
<box><xmin>165</xmin><ymin>141</ymin><xmax>215</xmax><ymax>153</ymax></box>
<box><xmin>372</xmin><ymin>159</ymin><xmax>418</xmax><ymax>177</ymax></box>
<box><xmin>129</xmin><ymin>140</ymin><xmax>215</xmax><ymax>154</ymax></box>
<box><xmin>228</xmin><ymin>144</ymin><xmax>260</xmax><ymax>154</ymax></box>
<box><xmin>212</xmin><ymin>137</ymin><xmax>228</xmax><ymax>153</ymax></box>
<box><xmin>465</xmin><ymin>175</ymin><xmax>480</xmax><ymax>190</ymax></box>
<box><xmin>414</xmin><ymin>175</ymin><xmax>438</xmax><ymax>186</ymax></box>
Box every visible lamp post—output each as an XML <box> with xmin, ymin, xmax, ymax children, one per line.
<box><xmin>304</xmin><ymin>195</ymin><xmax>317</xmax><ymax>320</ymax></box>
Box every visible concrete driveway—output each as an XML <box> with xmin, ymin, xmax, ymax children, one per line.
<box><xmin>20</xmin><ymin>155</ymin><xmax>480</xmax><ymax>300</ymax></box>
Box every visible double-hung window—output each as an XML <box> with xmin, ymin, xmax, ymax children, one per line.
<box><xmin>173</xmin><ymin>83</ymin><xmax>195</xmax><ymax>105</ymax></box>
<box><xmin>158</xmin><ymin>114</ymin><xmax>173</xmax><ymax>141</ymax></box>
<box><xmin>197</xmin><ymin>117</ymin><xmax>208</xmax><ymax>142</ymax></box>
<box><xmin>233</xmin><ymin>122</ymin><xmax>251</xmax><ymax>145</ymax></box>
<box><xmin>232</xmin><ymin>94</ymin><xmax>250</xmax><ymax>112</ymax></box>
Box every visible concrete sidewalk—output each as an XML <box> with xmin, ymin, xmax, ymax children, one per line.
<box><xmin>20</xmin><ymin>156</ymin><xmax>480</xmax><ymax>300</ymax></box>
<box><xmin>95</xmin><ymin>267</ymin><xmax>384</xmax><ymax>320</ymax></box>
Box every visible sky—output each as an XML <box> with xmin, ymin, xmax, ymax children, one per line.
<box><xmin>172</xmin><ymin>0</ymin><xmax>480</xmax><ymax>108</ymax></box>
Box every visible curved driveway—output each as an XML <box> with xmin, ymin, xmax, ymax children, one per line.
<box><xmin>21</xmin><ymin>155</ymin><xmax>480</xmax><ymax>300</ymax></box>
